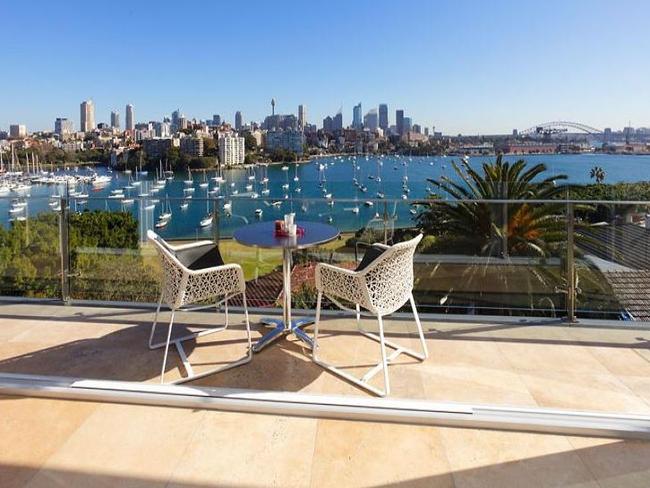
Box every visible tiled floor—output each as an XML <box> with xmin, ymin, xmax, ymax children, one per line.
<box><xmin>1</xmin><ymin>303</ymin><xmax>650</xmax><ymax>486</ymax></box>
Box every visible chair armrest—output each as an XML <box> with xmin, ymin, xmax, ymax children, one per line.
<box><xmin>182</xmin><ymin>264</ymin><xmax>246</xmax><ymax>304</ymax></box>
<box><xmin>315</xmin><ymin>263</ymin><xmax>369</xmax><ymax>308</ymax></box>
<box><xmin>372</xmin><ymin>243</ymin><xmax>390</xmax><ymax>250</ymax></box>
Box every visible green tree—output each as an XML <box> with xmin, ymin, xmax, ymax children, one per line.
<box><xmin>589</xmin><ymin>166</ymin><xmax>606</xmax><ymax>184</ymax></box>
<box><xmin>244</xmin><ymin>133</ymin><xmax>258</xmax><ymax>151</ymax></box>
<box><xmin>419</xmin><ymin>155</ymin><xmax>572</xmax><ymax>257</ymax></box>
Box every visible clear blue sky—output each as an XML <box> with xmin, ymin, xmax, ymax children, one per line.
<box><xmin>2</xmin><ymin>0</ymin><xmax>649</xmax><ymax>134</ymax></box>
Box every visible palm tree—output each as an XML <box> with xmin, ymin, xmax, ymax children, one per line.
<box><xmin>589</xmin><ymin>166</ymin><xmax>606</xmax><ymax>184</ymax></box>
<box><xmin>418</xmin><ymin>155</ymin><xmax>572</xmax><ymax>257</ymax></box>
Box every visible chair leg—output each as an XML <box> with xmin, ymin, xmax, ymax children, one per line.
<box><xmin>242</xmin><ymin>291</ymin><xmax>252</xmax><ymax>352</ymax></box>
<box><xmin>377</xmin><ymin>315</ymin><xmax>390</xmax><ymax>397</ymax></box>
<box><xmin>355</xmin><ymin>304</ymin><xmax>361</xmax><ymax>330</ymax></box>
<box><xmin>160</xmin><ymin>308</ymin><xmax>176</xmax><ymax>384</ymax></box>
<box><xmin>224</xmin><ymin>297</ymin><xmax>229</xmax><ymax>328</ymax></box>
<box><xmin>312</xmin><ymin>291</ymin><xmax>323</xmax><ymax>361</ymax></box>
<box><xmin>410</xmin><ymin>293</ymin><xmax>428</xmax><ymax>360</ymax></box>
<box><xmin>148</xmin><ymin>292</ymin><xmax>164</xmax><ymax>349</ymax></box>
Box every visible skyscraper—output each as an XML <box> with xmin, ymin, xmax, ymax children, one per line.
<box><xmin>80</xmin><ymin>100</ymin><xmax>95</xmax><ymax>132</ymax></box>
<box><xmin>171</xmin><ymin>109</ymin><xmax>181</xmax><ymax>132</ymax></box>
<box><xmin>55</xmin><ymin>118</ymin><xmax>73</xmax><ymax>138</ymax></box>
<box><xmin>110</xmin><ymin>111</ymin><xmax>120</xmax><ymax>129</ymax></box>
<box><xmin>379</xmin><ymin>104</ymin><xmax>388</xmax><ymax>130</ymax></box>
<box><xmin>396</xmin><ymin>109</ymin><xmax>404</xmax><ymax>135</ymax></box>
<box><xmin>235</xmin><ymin>111</ymin><xmax>243</xmax><ymax>130</ymax></box>
<box><xmin>403</xmin><ymin>117</ymin><xmax>412</xmax><ymax>133</ymax></box>
<box><xmin>352</xmin><ymin>103</ymin><xmax>362</xmax><ymax>129</ymax></box>
<box><xmin>333</xmin><ymin>112</ymin><xmax>343</xmax><ymax>131</ymax></box>
<box><xmin>213</xmin><ymin>114</ymin><xmax>221</xmax><ymax>126</ymax></box>
<box><xmin>298</xmin><ymin>104</ymin><xmax>307</xmax><ymax>130</ymax></box>
<box><xmin>364</xmin><ymin>109</ymin><xmax>379</xmax><ymax>131</ymax></box>
<box><xmin>125</xmin><ymin>104</ymin><xmax>134</xmax><ymax>131</ymax></box>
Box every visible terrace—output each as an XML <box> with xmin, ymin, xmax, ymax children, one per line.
<box><xmin>2</xmin><ymin>194</ymin><xmax>650</xmax><ymax>486</ymax></box>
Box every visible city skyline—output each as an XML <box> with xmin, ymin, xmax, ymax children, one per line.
<box><xmin>1</xmin><ymin>0</ymin><xmax>649</xmax><ymax>133</ymax></box>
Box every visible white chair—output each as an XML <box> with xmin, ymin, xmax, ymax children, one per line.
<box><xmin>313</xmin><ymin>234</ymin><xmax>427</xmax><ymax>396</ymax></box>
<box><xmin>147</xmin><ymin>230</ymin><xmax>252</xmax><ymax>384</ymax></box>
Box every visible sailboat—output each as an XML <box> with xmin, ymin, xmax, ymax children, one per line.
<box><xmin>159</xmin><ymin>195</ymin><xmax>172</xmax><ymax>220</ymax></box>
<box><xmin>199</xmin><ymin>189</ymin><xmax>213</xmax><ymax>227</ymax></box>
<box><xmin>199</xmin><ymin>171</ymin><xmax>209</xmax><ymax>188</ymax></box>
<box><xmin>293</xmin><ymin>164</ymin><xmax>299</xmax><ymax>182</ymax></box>
<box><xmin>184</xmin><ymin>168</ymin><xmax>193</xmax><ymax>186</ymax></box>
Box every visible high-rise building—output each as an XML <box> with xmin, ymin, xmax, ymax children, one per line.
<box><xmin>352</xmin><ymin>103</ymin><xmax>362</xmax><ymax>129</ymax></box>
<box><xmin>80</xmin><ymin>100</ymin><xmax>95</xmax><ymax>132</ymax></box>
<box><xmin>322</xmin><ymin>116</ymin><xmax>333</xmax><ymax>132</ymax></box>
<box><xmin>265</xmin><ymin>129</ymin><xmax>305</xmax><ymax>155</ymax></box>
<box><xmin>364</xmin><ymin>109</ymin><xmax>379</xmax><ymax>131</ymax></box>
<box><xmin>171</xmin><ymin>109</ymin><xmax>181</xmax><ymax>132</ymax></box>
<box><xmin>110</xmin><ymin>111</ymin><xmax>120</xmax><ymax>129</ymax></box>
<box><xmin>378</xmin><ymin>104</ymin><xmax>388</xmax><ymax>130</ymax></box>
<box><xmin>54</xmin><ymin>118</ymin><xmax>73</xmax><ymax>138</ymax></box>
<box><xmin>396</xmin><ymin>109</ymin><xmax>404</xmax><ymax>135</ymax></box>
<box><xmin>235</xmin><ymin>111</ymin><xmax>243</xmax><ymax>130</ymax></box>
<box><xmin>179</xmin><ymin>136</ymin><xmax>204</xmax><ymax>157</ymax></box>
<box><xmin>212</xmin><ymin>114</ymin><xmax>221</xmax><ymax>126</ymax></box>
<box><xmin>403</xmin><ymin>117</ymin><xmax>412</xmax><ymax>133</ymax></box>
<box><xmin>298</xmin><ymin>104</ymin><xmax>307</xmax><ymax>130</ymax></box>
<box><xmin>9</xmin><ymin>124</ymin><xmax>27</xmax><ymax>139</ymax></box>
<box><xmin>125</xmin><ymin>104</ymin><xmax>134</xmax><ymax>131</ymax></box>
<box><xmin>218</xmin><ymin>134</ymin><xmax>246</xmax><ymax>166</ymax></box>
<box><xmin>333</xmin><ymin>112</ymin><xmax>343</xmax><ymax>131</ymax></box>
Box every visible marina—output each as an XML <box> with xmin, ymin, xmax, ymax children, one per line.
<box><xmin>2</xmin><ymin>152</ymin><xmax>650</xmax><ymax>238</ymax></box>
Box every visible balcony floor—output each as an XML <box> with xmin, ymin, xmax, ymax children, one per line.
<box><xmin>1</xmin><ymin>302</ymin><xmax>650</xmax><ymax>486</ymax></box>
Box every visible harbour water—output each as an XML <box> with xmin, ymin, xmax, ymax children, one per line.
<box><xmin>2</xmin><ymin>153</ymin><xmax>650</xmax><ymax>239</ymax></box>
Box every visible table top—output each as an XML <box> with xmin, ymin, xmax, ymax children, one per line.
<box><xmin>233</xmin><ymin>220</ymin><xmax>340</xmax><ymax>250</ymax></box>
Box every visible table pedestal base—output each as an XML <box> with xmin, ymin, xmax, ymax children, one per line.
<box><xmin>252</xmin><ymin>317</ymin><xmax>314</xmax><ymax>352</ymax></box>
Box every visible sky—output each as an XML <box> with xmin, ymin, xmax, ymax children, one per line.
<box><xmin>1</xmin><ymin>0</ymin><xmax>649</xmax><ymax>135</ymax></box>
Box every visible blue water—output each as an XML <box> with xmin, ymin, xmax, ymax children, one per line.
<box><xmin>3</xmin><ymin>153</ymin><xmax>650</xmax><ymax>238</ymax></box>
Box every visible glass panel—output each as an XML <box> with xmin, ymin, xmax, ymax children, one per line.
<box><xmin>0</xmin><ymin>195</ymin><xmax>61</xmax><ymax>298</ymax></box>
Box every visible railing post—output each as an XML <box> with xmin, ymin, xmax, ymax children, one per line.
<box><xmin>383</xmin><ymin>201</ymin><xmax>388</xmax><ymax>244</ymax></box>
<box><xmin>213</xmin><ymin>197</ymin><xmax>220</xmax><ymax>243</ymax></box>
<box><xmin>59</xmin><ymin>190</ymin><xmax>71</xmax><ymax>304</ymax></box>
<box><xmin>565</xmin><ymin>201</ymin><xmax>576</xmax><ymax>323</ymax></box>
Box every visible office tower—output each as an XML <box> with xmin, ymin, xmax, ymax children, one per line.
<box><xmin>323</xmin><ymin>116</ymin><xmax>333</xmax><ymax>132</ymax></box>
<box><xmin>396</xmin><ymin>109</ymin><xmax>404</xmax><ymax>135</ymax></box>
<box><xmin>110</xmin><ymin>111</ymin><xmax>120</xmax><ymax>129</ymax></box>
<box><xmin>219</xmin><ymin>135</ymin><xmax>246</xmax><ymax>166</ymax></box>
<box><xmin>171</xmin><ymin>109</ymin><xmax>181</xmax><ymax>131</ymax></box>
<box><xmin>55</xmin><ymin>118</ymin><xmax>73</xmax><ymax>137</ymax></box>
<box><xmin>9</xmin><ymin>124</ymin><xmax>27</xmax><ymax>139</ymax></box>
<box><xmin>298</xmin><ymin>104</ymin><xmax>307</xmax><ymax>130</ymax></box>
<box><xmin>126</xmin><ymin>104</ymin><xmax>134</xmax><ymax>130</ymax></box>
<box><xmin>379</xmin><ymin>104</ymin><xmax>388</xmax><ymax>130</ymax></box>
<box><xmin>424</xmin><ymin>127</ymin><xmax>429</xmax><ymax>136</ymax></box>
<box><xmin>352</xmin><ymin>102</ymin><xmax>362</xmax><ymax>129</ymax></box>
<box><xmin>80</xmin><ymin>100</ymin><xmax>95</xmax><ymax>132</ymax></box>
<box><xmin>364</xmin><ymin>109</ymin><xmax>379</xmax><ymax>131</ymax></box>
<box><xmin>403</xmin><ymin>117</ymin><xmax>412</xmax><ymax>133</ymax></box>
<box><xmin>212</xmin><ymin>114</ymin><xmax>221</xmax><ymax>126</ymax></box>
<box><xmin>235</xmin><ymin>111</ymin><xmax>243</xmax><ymax>130</ymax></box>
<box><xmin>333</xmin><ymin>112</ymin><xmax>343</xmax><ymax>131</ymax></box>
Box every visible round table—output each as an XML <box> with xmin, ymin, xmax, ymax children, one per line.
<box><xmin>233</xmin><ymin>220</ymin><xmax>339</xmax><ymax>352</ymax></box>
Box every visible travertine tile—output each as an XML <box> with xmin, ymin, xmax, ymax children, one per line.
<box><xmin>168</xmin><ymin>411</ymin><xmax>318</xmax><ymax>488</ymax></box>
<box><xmin>310</xmin><ymin>419</ymin><xmax>454</xmax><ymax>488</ymax></box>
<box><xmin>0</xmin><ymin>396</ymin><xmax>98</xmax><ymax>488</ymax></box>
<box><xmin>439</xmin><ymin>427</ymin><xmax>598</xmax><ymax>487</ymax></box>
<box><xmin>568</xmin><ymin>436</ymin><xmax>650</xmax><ymax>488</ymax></box>
<box><xmin>518</xmin><ymin>370</ymin><xmax>650</xmax><ymax>414</ymax></box>
<box><xmin>25</xmin><ymin>403</ymin><xmax>204</xmax><ymax>487</ymax></box>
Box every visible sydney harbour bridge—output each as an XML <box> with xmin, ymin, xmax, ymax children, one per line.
<box><xmin>519</xmin><ymin>121</ymin><xmax>603</xmax><ymax>136</ymax></box>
